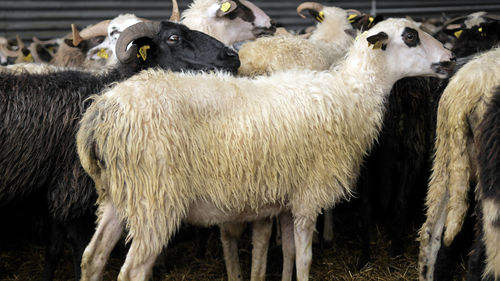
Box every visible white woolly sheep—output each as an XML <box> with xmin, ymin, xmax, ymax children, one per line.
<box><xmin>86</xmin><ymin>14</ymin><xmax>145</xmax><ymax>66</ymax></box>
<box><xmin>181</xmin><ymin>0</ymin><xmax>275</xmax><ymax>46</ymax></box>
<box><xmin>418</xmin><ymin>46</ymin><xmax>500</xmax><ymax>281</ymax></box>
<box><xmin>77</xmin><ymin>18</ymin><xmax>453</xmax><ymax>281</ymax></box>
<box><xmin>476</xmin><ymin>85</ymin><xmax>500</xmax><ymax>281</ymax></box>
<box><xmin>237</xmin><ymin>2</ymin><xmax>356</xmax><ymax>77</ymax></box>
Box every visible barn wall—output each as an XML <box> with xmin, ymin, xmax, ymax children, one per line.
<box><xmin>1</xmin><ymin>0</ymin><xmax>500</xmax><ymax>40</ymax></box>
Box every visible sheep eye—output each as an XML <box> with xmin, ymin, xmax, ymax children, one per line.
<box><xmin>167</xmin><ymin>34</ymin><xmax>180</xmax><ymax>44</ymax></box>
<box><xmin>402</xmin><ymin>27</ymin><xmax>419</xmax><ymax>47</ymax></box>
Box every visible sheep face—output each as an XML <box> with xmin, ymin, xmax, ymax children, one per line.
<box><xmin>362</xmin><ymin>18</ymin><xmax>454</xmax><ymax>80</ymax></box>
<box><xmin>119</xmin><ymin>21</ymin><xmax>240</xmax><ymax>74</ymax></box>
<box><xmin>182</xmin><ymin>0</ymin><xmax>275</xmax><ymax>45</ymax></box>
<box><xmin>87</xmin><ymin>14</ymin><xmax>143</xmax><ymax>66</ymax></box>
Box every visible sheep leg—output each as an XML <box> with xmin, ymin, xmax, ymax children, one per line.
<box><xmin>322</xmin><ymin>209</ymin><xmax>334</xmax><ymax>245</ymax></box>
<box><xmin>419</xmin><ymin>190</ymin><xmax>448</xmax><ymax>281</ymax></box>
<box><xmin>81</xmin><ymin>202</ymin><xmax>124</xmax><ymax>281</ymax></box>
<box><xmin>250</xmin><ymin>218</ymin><xmax>273</xmax><ymax>281</ymax></box>
<box><xmin>117</xmin><ymin>240</ymin><xmax>159</xmax><ymax>281</ymax></box>
<box><xmin>279</xmin><ymin>211</ymin><xmax>295</xmax><ymax>281</ymax></box>
<box><xmin>40</xmin><ymin>219</ymin><xmax>65</xmax><ymax>281</ymax></box>
<box><xmin>220</xmin><ymin>222</ymin><xmax>245</xmax><ymax>281</ymax></box>
<box><xmin>294</xmin><ymin>217</ymin><xmax>316</xmax><ymax>281</ymax></box>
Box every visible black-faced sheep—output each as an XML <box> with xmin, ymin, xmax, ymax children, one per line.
<box><xmin>0</xmin><ymin>20</ymin><xmax>239</xmax><ymax>281</ymax></box>
<box><xmin>76</xmin><ymin>18</ymin><xmax>453</xmax><ymax>281</ymax></box>
<box><xmin>418</xmin><ymin>47</ymin><xmax>500</xmax><ymax>281</ymax></box>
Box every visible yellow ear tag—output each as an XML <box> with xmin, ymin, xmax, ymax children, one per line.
<box><xmin>478</xmin><ymin>27</ymin><xmax>486</xmax><ymax>37</ymax></box>
<box><xmin>348</xmin><ymin>14</ymin><xmax>357</xmax><ymax>23</ymax></box>
<box><xmin>454</xmin><ymin>30</ymin><xmax>463</xmax><ymax>38</ymax></box>
<box><xmin>23</xmin><ymin>53</ymin><xmax>33</xmax><ymax>62</ymax></box>
<box><xmin>368</xmin><ymin>41</ymin><xmax>383</xmax><ymax>50</ymax></box>
<box><xmin>368</xmin><ymin>16</ymin><xmax>375</xmax><ymax>27</ymax></box>
<box><xmin>137</xmin><ymin>45</ymin><xmax>150</xmax><ymax>61</ymax></box>
<box><xmin>315</xmin><ymin>11</ymin><xmax>325</xmax><ymax>22</ymax></box>
<box><xmin>97</xmin><ymin>48</ymin><xmax>109</xmax><ymax>59</ymax></box>
<box><xmin>220</xmin><ymin>2</ymin><xmax>231</xmax><ymax>12</ymax></box>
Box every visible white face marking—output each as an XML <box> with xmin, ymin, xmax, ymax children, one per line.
<box><xmin>367</xmin><ymin>19</ymin><xmax>453</xmax><ymax>79</ymax></box>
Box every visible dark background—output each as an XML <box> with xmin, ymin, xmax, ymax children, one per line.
<box><xmin>1</xmin><ymin>0</ymin><xmax>500</xmax><ymax>40</ymax></box>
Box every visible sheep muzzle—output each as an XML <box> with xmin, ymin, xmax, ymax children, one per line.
<box><xmin>431</xmin><ymin>60</ymin><xmax>456</xmax><ymax>78</ymax></box>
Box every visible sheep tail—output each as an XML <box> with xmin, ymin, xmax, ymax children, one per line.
<box><xmin>76</xmin><ymin>95</ymin><xmax>105</xmax><ymax>181</ymax></box>
<box><xmin>418</xmin><ymin>89</ymin><xmax>472</xmax><ymax>280</ymax></box>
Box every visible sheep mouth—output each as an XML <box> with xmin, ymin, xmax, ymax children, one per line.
<box><xmin>252</xmin><ymin>26</ymin><xmax>276</xmax><ymax>37</ymax></box>
<box><xmin>431</xmin><ymin>61</ymin><xmax>456</xmax><ymax>78</ymax></box>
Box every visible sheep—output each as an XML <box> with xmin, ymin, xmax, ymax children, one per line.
<box><xmin>237</xmin><ymin>2</ymin><xmax>357</xmax><ymax>77</ymax></box>
<box><xmin>220</xmin><ymin>4</ymin><xmax>361</xmax><ymax>279</ymax></box>
<box><xmin>418</xmin><ymin>47</ymin><xmax>500</xmax><ymax>281</ymax></box>
<box><xmin>86</xmin><ymin>14</ymin><xmax>144</xmax><ymax>66</ymax></box>
<box><xmin>476</xmin><ymin>86</ymin><xmax>500</xmax><ymax>280</ymax></box>
<box><xmin>76</xmin><ymin>18</ymin><xmax>453</xmax><ymax>281</ymax></box>
<box><xmin>181</xmin><ymin>0</ymin><xmax>275</xmax><ymax>46</ymax></box>
<box><xmin>0</xmin><ymin>20</ymin><xmax>239</xmax><ymax>281</ymax></box>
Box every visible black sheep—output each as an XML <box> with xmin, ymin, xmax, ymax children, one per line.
<box><xmin>0</xmin><ymin>20</ymin><xmax>239</xmax><ymax>281</ymax></box>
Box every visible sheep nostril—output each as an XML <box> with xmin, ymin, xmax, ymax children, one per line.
<box><xmin>224</xmin><ymin>47</ymin><xmax>238</xmax><ymax>58</ymax></box>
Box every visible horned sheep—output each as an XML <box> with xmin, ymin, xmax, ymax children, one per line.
<box><xmin>236</xmin><ymin>2</ymin><xmax>357</xmax><ymax>76</ymax></box>
<box><xmin>76</xmin><ymin>18</ymin><xmax>453</xmax><ymax>281</ymax></box>
<box><xmin>181</xmin><ymin>0</ymin><xmax>276</xmax><ymax>46</ymax></box>
<box><xmin>0</xmin><ymin>20</ymin><xmax>239</xmax><ymax>281</ymax></box>
<box><xmin>418</xmin><ymin>47</ymin><xmax>500</xmax><ymax>281</ymax></box>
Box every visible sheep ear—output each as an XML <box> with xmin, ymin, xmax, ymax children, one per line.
<box><xmin>366</xmin><ymin>31</ymin><xmax>388</xmax><ymax>50</ymax></box>
<box><xmin>216</xmin><ymin>1</ymin><xmax>238</xmax><ymax>17</ymax></box>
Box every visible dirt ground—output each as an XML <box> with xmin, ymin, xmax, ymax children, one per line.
<box><xmin>0</xmin><ymin>199</ymin><xmax>469</xmax><ymax>281</ymax></box>
<box><xmin>0</xmin><ymin>222</ymin><xmax>460</xmax><ymax>281</ymax></box>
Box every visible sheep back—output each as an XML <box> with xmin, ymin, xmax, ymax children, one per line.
<box><xmin>0</xmin><ymin>68</ymin><xmax>118</xmax><ymax>220</ymax></box>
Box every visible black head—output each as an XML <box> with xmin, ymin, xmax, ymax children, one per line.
<box><xmin>115</xmin><ymin>21</ymin><xmax>240</xmax><ymax>74</ymax></box>
<box><xmin>451</xmin><ymin>21</ymin><xmax>500</xmax><ymax>58</ymax></box>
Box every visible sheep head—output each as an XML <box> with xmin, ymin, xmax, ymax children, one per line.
<box><xmin>115</xmin><ymin>20</ymin><xmax>240</xmax><ymax>74</ymax></box>
<box><xmin>358</xmin><ymin>18</ymin><xmax>454</xmax><ymax>80</ymax></box>
<box><xmin>182</xmin><ymin>0</ymin><xmax>275</xmax><ymax>45</ymax></box>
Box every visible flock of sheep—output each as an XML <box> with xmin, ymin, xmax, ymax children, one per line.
<box><xmin>0</xmin><ymin>0</ymin><xmax>499</xmax><ymax>280</ymax></box>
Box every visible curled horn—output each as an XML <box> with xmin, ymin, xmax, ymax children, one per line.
<box><xmin>70</xmin><ymin>20</ymin><xmax>111</xmax><ymax>46</ymax></box>
<box><xmin>79</xmin><ymin>20</ymin><xmax>110</xmax><ymax>38</ymax></box>
<box><xmin>0</xmin><ymin>44</ymin><xmax>19</xmax><ymax>57</ymax></box>
<box><xmin>297</xmin><ymin>2</ymin><xmax>324</xmax><ymax>19</ymax></box>
<box><xmin>32</xmin><ymin>37</ymin><xmax>59</xmax><ymax>45</ymax></box>
<box><xmin>170</xmin><ymin>0</ymin><xmax>180</xmax><ymax>22</ymax></box>
<box><xmin>115</xmin><ymin>21</ymin><xmax>161</xmax><ymax>63</ymax></box>
<box><xmin>345</xmin><ymin>9</ymin><xmax>362</xmax><ymax>16</ymax></box>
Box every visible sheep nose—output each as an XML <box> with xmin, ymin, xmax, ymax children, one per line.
<box><xmin>224</xmin><ymin>47</ymin><xmax>238</xmax><ymax>58</ymax></box>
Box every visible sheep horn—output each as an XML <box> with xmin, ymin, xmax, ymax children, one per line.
<box><xmin>441</xmin><ymin>15</ymin><xmax>467</xmax><ymax>30</ymax></box>
<box><xmin>71</xmin><ymin>24</ymin><xmax>85</xmax><ymax>46</ymax></box>
<box><xmin>115</xmin><ymin>21</ymin><xmax>161</xmax><ymax>64</ymax></box>
<box><xmin>79</xmin><ymin>20</ymin><xmax>111</xmax><ymax>39</ymax></box>
<box><xmin>32</xmin><ymin>37</ymin><xmax>59</xmax><ymax>45</ymax></box>
<box><xmin>297</xmin><ymin>2</ymin><xmax>324</xmax><ymax>19</ymax></box>
<box><xmin>345</xmin><ymin>9</ymin><xmax>362</xmax><ymax>16</ymax></box>
<box><xmin>16</xmin><ymin>35</ymin><xmax>25</xmax><ymax>50</ymax></box>
<box><xmin>484</xmin><ymin>14</ymin><xmax>500</xmax><ymax>21</ymax></box>
<box><xmin>170</xmin><ymin>0</ymin><xmax>180</xmax><ymax>22</ymax></box>
<box><xmin>0</xmin><ymin>45</ymin><xmax>19</xmax><ymax>57</ymax></box>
